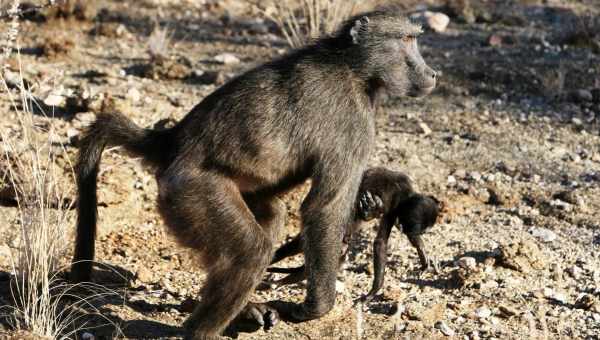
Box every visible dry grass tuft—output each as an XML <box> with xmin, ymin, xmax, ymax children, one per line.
<box><xmin>147</xmin><ymin>23</ymin><xmax>173</xmax><ymax>63</ymax></box>
<box><xmin>0</xmin><ymin>2</ymin><xmax>124</xmax><ymax>337</ymax></box>
<box><xmin>251</xmin><ymin>0</ymin><xmax>359</xmax><ymax>48</ymax></box>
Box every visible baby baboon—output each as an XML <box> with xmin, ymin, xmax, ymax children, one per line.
<box><xmin>70</xmin><ymin>10</ymin><xmax>436</xmax><ymax>339</ymax></box>
<box><xmin>266</xmin><ymin>167</ymin><xmax>440</xmax><ymax>303</ymax></box>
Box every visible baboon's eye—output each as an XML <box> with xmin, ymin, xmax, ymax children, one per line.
<box><xmin>401</xmin><ymin>35</ymin><xmax>416</xmax><ymax>43</ymax></box>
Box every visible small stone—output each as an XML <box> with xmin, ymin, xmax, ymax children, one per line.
<box><xmin>456</xmin><ymin>257</ymin><xmax>477</xmax><ymax>270</ymax></box>
<box><xmin>498</xmin><ymin>305</ymin><xmax>519</xmax><ymax>318</ymax></box>
<box><xmin>468</xmin><ymin>171</ymin><xmax>482</xmax><ymax>182</ymax></box>
<box><xmin>575</xmin><ymin>294</ymin><xmax>599</xmax><ymax>312</ymax></box>
<box><xmin>480</xmin><ymin>280</ymin><xmax>499</xmax><ymax>290</ymax></box>
<box><xmin>44</xmin><ymin>93</ymin><xmax>66</xmax><ymax>107</ymax></box>
<box><xmin>566</xmin><ymin>266</ymin><xmax>583</xmax><ymax>280</ymax></box>
<box><xmin>81</xmin><ymin>333</ymin><xmax>95</xmax><ymax>340</ymax></box>
<box><xmin>447</xmin><ymin>175</ymin><xmax>457</xmax><ymax>185</ymax></box>
<box><xmin>435</xmin><ymin>320</ymin><xmax>455</xmax><ymax>336</ymax></box>
<box><xmin>529</xmin><ymin>227</ymin><xmax>557</xmax><ymax>242</ymax></box>
<box><xmin>418</xmin><ymin>121</ymin><xmax>432</xmax><ymax>135</ymax></box>
<box><xmin>136</xmin><ymin>266</ymin><xmax>154</xmax><ymax>283</ymax></box>
<box><xmin>192</xmin><ymin>70</ymin><xmax>227</xmax><ymax>85</ymax></box>
<box><xmin>214</xmin><ymin>53</ymin><xmax>240</xmax><ymax>65</ymax></box>
<box><xmin>474</xmin><ymin>306</ymin><xmax>491</xmax><ymax>319</ymax></box>
<box><xmin>552</xmin><ymin>291</ymin><xmax>568</xmax><ymax>304</ymax></box>
<box><xmin>488</xmin><ymin>33</ymin><xmax>503</xmax><ymax>47</ymax></box>
<box><xmin>127</xmin><ymin>87</ymin><xmax>141</xmax><ymax>103</ymax></box>
<box><xmin>552</xmin><ymin>190</ymin><xmax>578</xmax><ymax>205</ymax></box>
<box><xmin>427</xmin><ymin>12</ymin><xmax>450</xmax><ymax>33</ymax></box>
<box><xmin>335</xmin><ymin>280</ymin><xmax>345</xmax><ymax>293</ymax></box>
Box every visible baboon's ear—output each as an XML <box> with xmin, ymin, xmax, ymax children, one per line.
<box><xmin>350</xmin><ymin>16</ymin><xmax>370</xmax><ymax>44</ymax></box>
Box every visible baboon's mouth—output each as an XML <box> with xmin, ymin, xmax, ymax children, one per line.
<box><xmin>408</xmin><ymin>85</ymin><xmax>435</xmax><ymax>97</ymax></box>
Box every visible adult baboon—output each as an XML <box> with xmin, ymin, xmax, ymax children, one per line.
<box><xmin>71</xmin><ymin>10</ymin><xmax>436</xmax><ymax>339</ymax></box>
<box><xmin>266</xmin><ymin>167</ymin><xmax>440</xmax><ymax>303</ymax></box>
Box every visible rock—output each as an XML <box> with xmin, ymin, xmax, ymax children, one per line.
<box><xmin>487</xmin><ymin>33</ymin><xmax>516</xmax><ymax>47</ymax></box>
<box><xmin>552</xmin><ymin>291</ymin><xmax>568</xmax><ymax>304</ymax></box>
<box><xmin>426</xmin><ymin>12</ymin><xmax>450</xmax><ymax>32</ymax></box>
<box><xmin>468</xmin><ymin>171</ymin><xmax>482</xmax><ymax>182</ymax></box>
<box><xmin>412</xmin><ymin>11</ymin><xmax>450</xmax><ymax>33</ymax></box>
<box><xmin>406</xmin><ymin>302</ymin><xmax>444</xmax><ymax>327</ymax></box>
<box><xmin>575</xmin><ymin>294</ymin><xmax>599</xmax><ymax>312</ymax></box>
<box><xmin>456</xmin><ymin>256</ymin><xmax>477</xmax><ymax>270</ymax></box>
<box><xmin>191</xmin><ymin>70</ymin><xmax>227</xmax><ymax>86</ymax></box>
<box><xmin>566</xmin><ymin>266</ymin><xmax>583</xmax><ymax>280</ymax></box>
<box><xmin>126</xmin><ymin>87</ymin><xmax>142</xmax><ymax>103</ymax></box>
<box><xmin>81</xmin><ymin>333</ymin><xmax>95</xmax><ymax>340</ymax></box>
<box><xmin>569</xmin><ymin>89</ymin><xmax>593</xmax><ymax>103</ymax></box>
<box><xmin>418</xmin><ymin>121</ymin><xmax>432</xmax><ymax>135</ymax></box>
<box><xmin>529</xmin><ymin>227</ymin><xmax>557</xmax><ymax>242</ymax></box>
<box><xmin>214</xmin><ymin>53</ymin><xmax>240</xmax><ymax>65</ymax></box>
<box><xmin>498</xmin><ymin>305</ymin><xmax>519</xmax><ymax>318</ymax></box>
<box><xmin>335</xmin><ymin>280</ymin><xmax>345</xmax><ymax>293</ymax></box>
<box><xmin>497</xmin><ymin>240</ymin><xmax>546</xmax><ymax>273</ymax></box>
<box><xmin>435</xmin><ymin>320</ymin><xmax>455</xmax><ymax>336</ymax></box>
<box><xmin>474</xmin><ymin>306</ymin><xmax>491</xmax><ymax>319</ymax></box>
<box><xmin>44</xmin><ymin>93</ymin><xmax>66</xmax><ymax>107</ymax></box>
<box><xmin>447</xmin><ymin>175</ymin><xmax>457</xmax><ymax>185</ymax></box>
<box><xmin>136</xmin><ymin>266</ymin><xmax>154</xmax><ymax>283</ymax></box>
<box><xmin>552</xmin><ymin>190</ymin><xmax>578</xmax><ymax>205</ymax></box>
<box><xmin>488</xmin><ymin>33</ymin><xmax>503</xmax><ymax>47</ymax></box>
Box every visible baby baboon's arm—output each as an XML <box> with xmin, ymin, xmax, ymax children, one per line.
<box><xmin>363</xmin><ymin>214</ymin><xmax>394</xmax><ymax>302</ymax></box>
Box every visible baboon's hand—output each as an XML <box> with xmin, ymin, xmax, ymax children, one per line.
<box><xmin>358</xmin><ymin>190</ymin><xmax>384</xmax><ymax>221</ymax></box>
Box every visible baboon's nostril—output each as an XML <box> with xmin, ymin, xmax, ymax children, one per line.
<box><xmin>431</xmin><ymin>70</ymin><xmax>437</xmax><ymax>79</ymax></box>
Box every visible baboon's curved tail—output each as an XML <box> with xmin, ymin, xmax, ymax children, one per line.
<box><xmin>71</xmin><ymin>112</ymin><xmax>171</xmax><ymax>282</ymax></box>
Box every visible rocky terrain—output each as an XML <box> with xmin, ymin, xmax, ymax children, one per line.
<box><xmin>1</xmin><ymin>0</ymin><xmax>600</xmax><ymax>339</ymax></box>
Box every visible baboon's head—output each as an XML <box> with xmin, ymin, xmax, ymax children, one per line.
<box><xmin>342</xmin><ymin>11</ymin><xmax>437</xmax><ymax>98</ymax></box>
<box><xmin>397</xmin><ymin>194</ymin><xmax>440</xmax><ymax>235</ymax></box>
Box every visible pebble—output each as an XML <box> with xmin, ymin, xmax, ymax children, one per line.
<box><xmin>435</xmin><ymin>320</ymin><xmax>455</xmax><ymax>336</ymax></box>
<box><xmin>456</xmin><ymin>256</ymin><xmax>477</xmax><ymax>270</ymax></box>
<box><xmin>335</xmin><ymin>280</ymin><xmax>345</xmax><ymax>293</ymax></box>
<box><xmin>418</xmin><ymin>121</ymin><xmax>432</xmax><ymax>135</ymax></box>
<box><xmin>214</xmin><ymin>53</ymin><xmax>240</xmax><ymax>65</ymax></box>
<box><xmin>127</xmin><ymin>87</ymin><xmax>142</xmax><ymax>103</ymax></box>
<box><xmin>81</xmin><ymin>333</ymin><xmax>95</xmax><ymax>340</ymax></box>
<box><xmin>566</xmin><ymin>266</ymin><xmax>583</xmax><ymax>280</ymax></box>
<box><xmin>137</xmin><ymin>266</ymin><xmax>154</xmax><ymax>283</ymax></box>
<box><xmin>426</xmin><ymin>12</ymin><xmax>450</xmax><ymax>33</ymax></box>
<box><xmin>44</xmin><ymin>93</ymin><xmax>66</xmax><ymax>107</ymax></box>
<box><xmin>498</xmin><ymin>305</ymin><xmax>518</xmax><ymax>317</ymax></box>
<box><xmin>528</xmin><ymin>227</ymin><xmax>557</xmax><ymax>242</ymax></box>
<box><xmin>474</xmin><ymin>306</ymin><xmax>492</xmax><ymax>319</ymax></box>
<box><xmin>411</xmin><ymin>11</ymin><xmax>450</xmax><ymax>33</ymax></box>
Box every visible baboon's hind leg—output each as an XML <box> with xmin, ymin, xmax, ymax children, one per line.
<box><xmin>158</xmin><ymin>171</ymin><xmax>273</xmax><ymax>339</ymax></box>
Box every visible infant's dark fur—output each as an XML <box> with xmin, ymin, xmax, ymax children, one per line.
<box><xmin>267</xmin><ymin>167</ymin><xmax>440</xmax><ymax>301</ymax></box>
